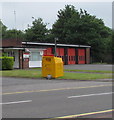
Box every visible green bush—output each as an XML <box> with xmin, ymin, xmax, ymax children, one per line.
<box><xmin>0</xmin><ymin>57</ymin><xmax>14</xmax><ymax>70</ymax></box>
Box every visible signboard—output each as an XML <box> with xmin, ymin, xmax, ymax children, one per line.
<box><xmin>23</xmin><ymin>53</ymin><xmax>30</xmax><ymax>58</ymax></box>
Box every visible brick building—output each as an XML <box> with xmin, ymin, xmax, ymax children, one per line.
<box><xmin>1</xmin><ymin>39</ymin><xmax>91</xmax><ymax>69</ymax></box>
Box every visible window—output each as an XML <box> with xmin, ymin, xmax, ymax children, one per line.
<box><xmin>62</xmin><ymin>56</ymin><xmax>64</xmax><ymax>61</ymax></box>
<box><xmin>71</xmin><ymin>56</ymin><xmax>73</xmax><ymax>61</ymax></box>
<box><xmin>74</xmin><ymin>56</ymin><xmax>75</xmax><ymax>61</ymax></box>
<box><xmin>6</xmin><ymin>51</ymin><xmax>15</xmax><ymax>61</ymax></box>
<box><xmin>30</xmin><ymin>52</ymin><xmax>42</xmax><ymax>61</ymax></box>
<box><xmin>78</xmin><ymin>56</ymin><xmax>85</xmax><ymax>61</ymax></box>
<box><xmin>69</xmin><ymin>56</ymin><xmax>71</xmax><ymax>61</ymax></box>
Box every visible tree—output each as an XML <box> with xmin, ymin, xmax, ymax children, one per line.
<box><xmin>52</xmin><ymin>5</ymin><xmax>112</xmax><ymax>63</ymax></box>
<box><xmin>112</xmin><ymin>31</ymin><xmax>114</xmax><ymax>63</ymax></box>
<box><xmin>0</xmin><ymin>20</ymin><xmax>25</xmax><ymax>40</ymax></box>
<box><xmin>104</xmin><ymin>30</ymin><xmax>114</xmax><ymax>63</ymax></box>
<box><xmin>0</xmin><ymin>20</ymin><xmax>7</xmax><ymax>39</ymax></box>
<box><xmin>52</xmin><ymin>5</ymin><xmax>78</xmax><ymax>43</ymax></box>
<box><xmin>25</xmin><ymin>18</ymin><xmax>48</xmax><ymax>42</ymax></box>
<box><xmin>4</xmin><ymin>29</ymin><xmax>25</xmax><ymax>40</ymax></box>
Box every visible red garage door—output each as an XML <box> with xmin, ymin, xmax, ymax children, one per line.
<box><xmin>68</xmin><ymin>48</ymin><xmax>76</xmax><ymax>64</ymax></box>
<box><xmin>56</xmin><ymin>48</ymin><xmax>65</xmax><ymax>62</ymax></box>
<box><xmin>43</xmin><ymin>48</ymin><xmax>53</xmax><ymax>56</ymax></box>
<box><xmin>78</xmin><ymin>49</ymin><xmax>85</xmax><ymax>64</ymax></box>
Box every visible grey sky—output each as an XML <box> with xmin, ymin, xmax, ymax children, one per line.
<box><xmin>1</xmin><ymin>2</ymin><xmax>112</xmax><ymax>30</ymax></box>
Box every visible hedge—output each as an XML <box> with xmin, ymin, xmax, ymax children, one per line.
<box><xmin>0</xmin><ymin>57</ymin><xmax>14</xmax><ymax>70</ymax></box>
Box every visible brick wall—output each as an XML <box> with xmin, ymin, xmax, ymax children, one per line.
<box><xmin>23</xmin><ymin>58</ymin><xmax>29</xmax><ymax>69</ymax></box>
<box><xmin>86</xmin><ymin>48</ymin><xmax>90</xmax><ymax>64</ymax></box>
<box><xmin>19</xmin><ymin>50</ymin><xmax>29</xmax><ymax>69</ymax></box>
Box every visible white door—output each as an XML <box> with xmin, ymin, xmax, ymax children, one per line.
<box><xmin>29</xmin><ymin>51</ymin><xmax>42</xmax><ymax>68</ymax></box>
<box><xmin>13</xmin><ymin>50</ymin><xmax>19</xmax><ymax>68</ymax></box>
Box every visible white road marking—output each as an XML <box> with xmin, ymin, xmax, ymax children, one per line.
<box><xmin>0</xmin><ymin>100</ymin><xmax>32</xmax><ymax>105</ymax></box>
<box><xmin>68</xmin><ymin>92</ymin><xmax>114</xmax><ymax>98</ymax></box>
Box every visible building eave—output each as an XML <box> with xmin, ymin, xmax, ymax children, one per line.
<box><xmin>22</xmin><ymin>42</ymin><xmax>91</xmax><ymax>48</ymax></box>
<box><xmin>1</xmin><ymin>47</ymin><xmax>25</xmax><ymax>50</ymax></box>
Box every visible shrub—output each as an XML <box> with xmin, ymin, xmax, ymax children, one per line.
<box><xmin>0</xmin><ymin>57</ymin><xmax>14</xmax><ymax>70</ymax></box>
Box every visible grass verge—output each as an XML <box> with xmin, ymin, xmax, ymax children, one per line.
<box><xmin>30</xmin><ymin>68</ymin><xmax>113</xmax><ymax>73</ymax></box>
<box><xmin>59</xmin><ymin>72</ymin><xmax>112</xmax><ymax>80</ymax></box>
<box><xmin>1</xmin><ymin>70</ymin><xmax>42</xmax><ymax>78</ymax></box>
<box><xmin>0</xmin><ymin>70</ymin><xmax>112</xmax><ymax>80</ymax></box>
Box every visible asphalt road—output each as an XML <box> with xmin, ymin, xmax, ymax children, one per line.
<box><xmin>1</xmin><ymin>77</ymin><xmax>113</xmax><ymax>119</ymax></box>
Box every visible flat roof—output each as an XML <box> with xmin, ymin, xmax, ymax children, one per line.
<box><xmin>22</xmin><ymin>42</ymin><xmax>91</xmax><ymax>48</ymax></box>
<box><xmin>0</xmin><ymin>47</ymin><xmax>24</xmax><ymax>50</ymax></box>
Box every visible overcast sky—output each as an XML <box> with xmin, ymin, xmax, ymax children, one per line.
<box><xmin>1</xmin><ymin>2</ymin><xmax>112</xmax><ymax>30</ymax></box>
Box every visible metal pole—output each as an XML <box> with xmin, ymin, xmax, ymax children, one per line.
<box><xmin>54</xmin><ymin>38</ymin><xmax>58</xmax><ymax>57</ymax></box>
<box><xmin>14</xmin><ymin>10</ymin><xmax>16</xmax><ymax>29</ymax></box>
<box><xmin>14</xmin><ymin>10</ymin><xmax>17</xmax><ymax>41</ymax></box>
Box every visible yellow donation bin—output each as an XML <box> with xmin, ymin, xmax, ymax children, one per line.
<box><xmin>42</xmin><ymin>55</ymin><xmax>64</xmax><ymax>78</ymax></box>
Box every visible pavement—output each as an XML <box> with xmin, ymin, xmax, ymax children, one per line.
<box><xmin>64</xmin><ymin>64</ymin><xmax>113</xmax><ymax>71</ymax></box>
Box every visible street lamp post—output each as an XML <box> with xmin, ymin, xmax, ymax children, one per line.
<box><xmin>14</xmin><ymin>10</ymin><xmax>17</xmax><ymax>41</ymax></box>
<box><xmin>54</xmin><ymin>37</ymin><xmax>58</xmax><ymax>57</ymax></box>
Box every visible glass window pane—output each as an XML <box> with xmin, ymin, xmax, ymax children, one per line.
<box><xmin>30</xmin><ymin>52</ymin><xmax>42</xmax><ymax>61</ymax></box>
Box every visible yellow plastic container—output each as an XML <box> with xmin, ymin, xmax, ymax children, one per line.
<box><xmin>42</xmin><ymin>55</ymin><xmax>64</xmax><ymax>78</ymax></box>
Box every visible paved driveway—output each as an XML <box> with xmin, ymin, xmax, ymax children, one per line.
<box><xmin>64</xmin><ymin>64</ymin><xmax>112</xmax><ymax>71</ymax></box>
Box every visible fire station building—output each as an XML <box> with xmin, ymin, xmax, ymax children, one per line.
<box><xmin>1</xmin><ymin>39</ymin><xmax>91</xmax><ymax>69</ymax></box>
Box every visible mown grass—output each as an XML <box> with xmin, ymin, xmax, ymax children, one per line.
<box><xmin>0</xmin><ymin>70</ymin><xmax>112</xmax><ymax>80</ymax></box>
<box><xmin>1</xmin><ymin>70</ymin><xmax>42</xmax><ymax>78</ymax></box>
<box><xmin>59</xmin><ymin>72</ymin><xmax>112</xmax><ymax>80</ymax></box>
<box><xmin>30</xmin><ymin>67</ymin><xmax>113</xmax><ymax>73</ymax></box>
